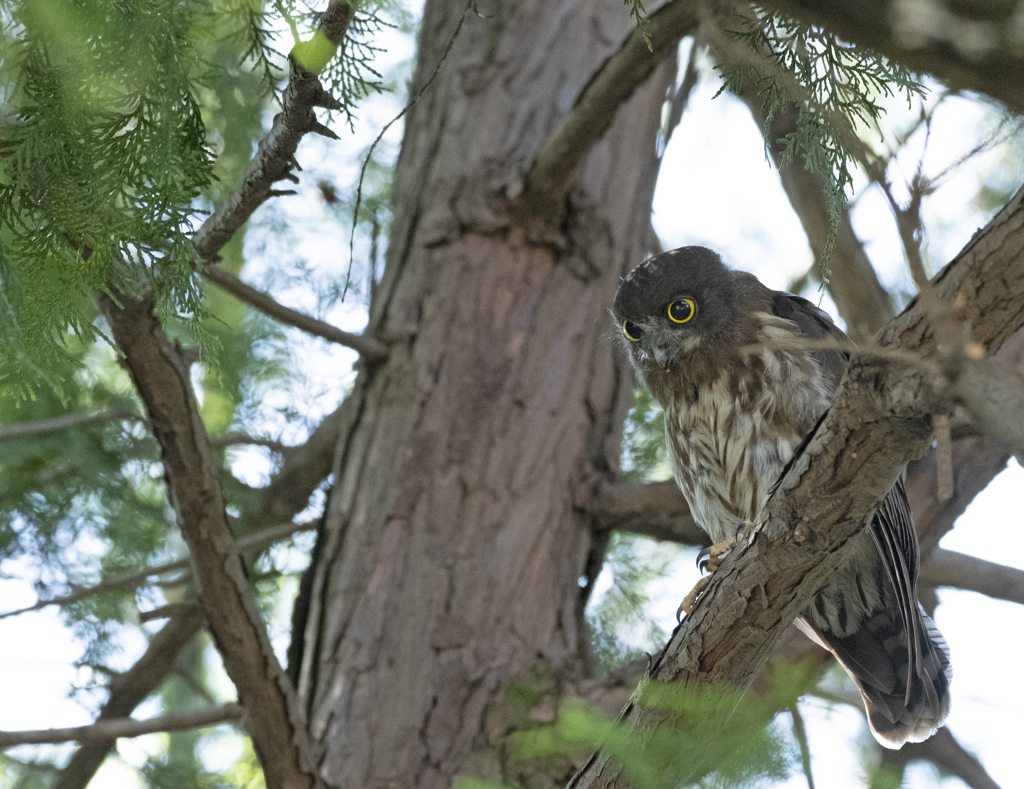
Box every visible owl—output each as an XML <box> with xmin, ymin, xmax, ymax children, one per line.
<box><xmin>612</xmin><ymin>245</ymin><xmax>952</xmax><ymax>748</ymax></box>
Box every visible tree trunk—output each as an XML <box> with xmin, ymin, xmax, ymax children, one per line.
<box><xmin>292</xmin><ymin>1</ymin><xmax>676</xmax><ymax>787</ymax></box>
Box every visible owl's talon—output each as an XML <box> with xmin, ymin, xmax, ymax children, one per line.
<box><xmin>676</xmin><ymin>575</ymin><xmax>712</xmax><ymax>621</ymax></box>
<box><xmin>696</xmin><ymin>539</ymin><xmax>737</xmax><ymax>573</ymax></box>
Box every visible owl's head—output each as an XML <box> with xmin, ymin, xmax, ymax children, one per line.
<box><xmin>613</xmin><ymin>246</ymin><xmax>739</xmax><ymax>376</ymax></box>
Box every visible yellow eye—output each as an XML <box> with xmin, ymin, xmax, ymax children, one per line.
<box><xmin>667</xmin><ymin>298</ymin><xmax>695</xmax><ymax>324</ymax></box>
<box><xmin>622</xmin><ymin>319</ymin><xmax>643</xmax><ymax>342</ymax></box>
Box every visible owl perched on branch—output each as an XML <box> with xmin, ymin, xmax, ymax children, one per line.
<box><xmin>613</xmin><ymin>246</ymin><xmax>952</xmax><ymax>749</ymax></box>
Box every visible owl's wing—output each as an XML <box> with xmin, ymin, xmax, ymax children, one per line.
<box><xmin>769</xmin><ymin>290</ymin><xmax>849</xmax><ymax>391</ymax></box>
<box><xmin>799</xmin><ymin>479</ymin><xmax>952</xmax><ymax>745</ymax></box>
<box><xmin>771</xmin><ymin>292</ymin><xmax>952</xmax><ymax>742</ymax></box>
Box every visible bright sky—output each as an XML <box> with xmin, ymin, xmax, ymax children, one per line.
<box><xmin>2</xmin><ymin>10</ymin><xmax>1023</xmax><ymax>789</ymax></box>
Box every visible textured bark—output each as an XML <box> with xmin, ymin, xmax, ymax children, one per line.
<box><xmin>293</xmin><ymin>1</ymin><xmax>677</xmax><ymax>787</ymax></box>
<box><xmin>102</xmin><ymin>291</ymin><xmax>317</xmax><ymax>789</ymax></box>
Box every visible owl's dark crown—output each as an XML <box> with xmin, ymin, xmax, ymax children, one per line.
<box><xmin>614</xmin><ymin>246</ymin><xmax>734</xmax><ymax>321</ymax></box>
<box><xmin>612</xmin><ymin>246</ymin><xmax>743</xmax><ymax>375</ymax></box>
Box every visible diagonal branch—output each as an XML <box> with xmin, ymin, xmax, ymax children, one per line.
<box><xmin>0</xmin><ymin>704</ymin><xmax>241</xmax><ymax>749</ymax></box>
<box><xmin>100</xmin><ymin>289</ymin><xmax>318</xmax><ymax>789</ymax></box>
<box><xmin>513</xmin><ymin>0</ymin><xmax>701</xmax><ymax>217</ymax></box>
<box><xmin>736</xmin><ymin>97</ymin><xmax>895</xmax><ymax>342</ymax></box>
<box><xmin>0</xmin><ymin>521</ymin><xmax>316</xmax><ymax>620</ymax></box>
<box><xmin>202</xmin><ymin>265</ymin><xmax>388</xmax><ymax>360</ymax></box>
<box><xmin>822</xmin><ymin>690</ymin><xmax>1002</xmax><ymax>789</ymax></box>
<box><xmin>192</xmin><ymin>2</ymin><xmax>350</xmax><ymax>264</ymax></box>
<box><xmin>52</xmin><ymin>607</ymin><xmax>205</xmax><ymax>789</ymax></box>
<box><xmin>243</xmin><ymin>397</ymin><xmax>354</xmax><ymax>533</ymax></box>
<box><xmin>899</xmin><ymin>727</ymin><xmax>1003</xmax><ymax>789</ymax></box>
<box><xmin>569</xmin><ymin>181</ymin><xmax>1024</xmax><ymax>789</ymax></box>
<box><xmin>0</xmin><ymin>408</ymin><xmax>145</xmax><ymax>441</ymax></box>
<box><xmin>920</xmin><ymin>548</ymin><xmax>1024</xmax><ymax>607</ymax></box>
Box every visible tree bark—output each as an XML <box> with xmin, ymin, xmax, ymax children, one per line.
<box><xmin>294</xmin><ymin>2</ymin><xmax>678</xmax><ymax>787</ymax></box>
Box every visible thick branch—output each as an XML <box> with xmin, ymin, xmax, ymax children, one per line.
<box><xmin>53</xmin><ymin>607</ymin><xmax>204</xmax><ymax>789</ymax></box>
<box><xmin>952</xmin><ymin>356</ymin><xmax>1024</xmax><ymax>458</ymax></box>
<box><xmin>191</xmin><ymin>3</ymin><xmax>350</xmax><ymax>263</ymax></box>
<box><xmin>899</xmin><ymin>727</ymin><xmax>1002</xmax><ymax>789</ymax></box>
<box><xmin>202</xmin><ymin>265</ymin><xmax>388</xmax><ymax>360</ymax></box>
<box><xmin>0</xmin><ymin>705</ymin><xmax>241</xmax><ymax>749</ymax></box>
<box><xmin>514</xmin><ymin>0</ymin><xmax>700</xmax><ymax>216</ymax></box>
<box><xmin>100</xmin><ymin>290</ymin><xmax>317</xmax><ymax>789</ymax></box>
<box><xmin>569</xmin><ymin>183</ymin><xmax>1024</xmax><ymax>789</ymax></box>
<box><xmin>591</xmin><ymin>480</ymin><xmax>705</xmax><ymax>545</ymax></box>
<box><xmin>243</xmin><ymin>396</ymin><xmax>356</xmax><ymax>534</ymax></box>
<box><xmin>921</xmin><ymin>548</ymin><xmax>1024</xmax><ymax>607</ymax></box>
<box><xmin>209</xmin><ymin>432</ymin><xmax>293</xmax><ymax>454</ymax></box>
<box><xmin>761</xmin><ymin>0</ymin><xmax>1024</xmax><ymax>115</ymax></box>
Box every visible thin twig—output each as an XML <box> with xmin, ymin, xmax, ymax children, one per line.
<box><xmin>663</xmin><ymin>37</ymin><xmax>701</xmax><ymax>149</ymax></box>
<box><xmin>192</xmin><ymin>3</ymin><xmax>351</xmax><ymax>263</ymax></box>
<box><xmin>344</xmin><ymin>0</ymin><xmax>475</xmax><ymax>300</ymax></box>
<box><xmin>202</xmin><ymin>264</ymin><xmax>388</xmax><ymax>360</ymax></box>
<box><xmin>0</xmin><ymin>409</ymin><xmax>145</xmax><ymax>442</ymax></box>
<box><xmin>208</xmin><ymin>433</ymin><xmax>293</xmax><ymax>454</ymax></box>
<box><xmin>0</xmin><ymin>521</ymin><xmax>316</xmax><ymax>620</ymax></box>
<box><xmin>0</xmin><ymin>704</ymin><xmax>242</xmax><ymax>748</ymax></box>
<box><xmin>789</xmin><ymin>704</ymin><xmax>815</xmax><ymax>789</ymax></box>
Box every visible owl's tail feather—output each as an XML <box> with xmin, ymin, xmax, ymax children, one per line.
<box><xmin>796</xmin><ymin>606</ymin><xmax>952</xmax><ymax>749</ymax></box>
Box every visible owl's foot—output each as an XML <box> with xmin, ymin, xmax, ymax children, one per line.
<box><xmin>696</xmin><ymin>539</ymin><xmax>737</xmax><ymax>573</ymax></box>
<box><xmin>677</xmin><ymin>536</ymin><xmax>740</xmax><ymax>621</ymax></box>
<box><xmin>676</xmin><ymin>575</ymin><xmax>712</xmax><ymax>621</ymax></box>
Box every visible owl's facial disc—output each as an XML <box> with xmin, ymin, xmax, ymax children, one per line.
<box><xmin>647</xmin><ymin>322</ymin><xmax>701</xmax><ymax>370</ymax></box>
<box><xmin>621</xmin><ymin>315</ymin><xmax>699</xmax><ymax>371</ymax></box>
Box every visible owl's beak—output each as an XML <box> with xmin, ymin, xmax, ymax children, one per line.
<box><xmin>652</xmin><ymin>344</ymin><xmax>673</xmax><ymax>370</ymax></box>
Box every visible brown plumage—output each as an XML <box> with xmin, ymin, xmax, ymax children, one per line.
<box><xmin>613</xmin><ymin>246</ymin><xmax>952</xmax><ymax>748</ymax></box>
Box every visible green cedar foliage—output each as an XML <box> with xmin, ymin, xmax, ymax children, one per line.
<box><xmin>0</xmin><ymin>0</ymin><xmax>214</xmax><ymax>397</ymax></box>
<box><xmin>502</xmin><ymin>674</ymin><xmax>804</xmax><ymax>789</ymax></box>
<box><xmin>0</xmin><ymin>0</ymin><xmax>399</xmax><ymax>397</ymax></box>
<box><xmin>715</xmin><ymin>8</ymin><xmax>923</xmax><ymax>275</ymax></box>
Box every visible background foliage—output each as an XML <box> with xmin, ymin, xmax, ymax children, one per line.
<box><xmin>1</xmin><ymin>1</ymin><xmax>1022</xmax><ymax>788</ymax></box>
